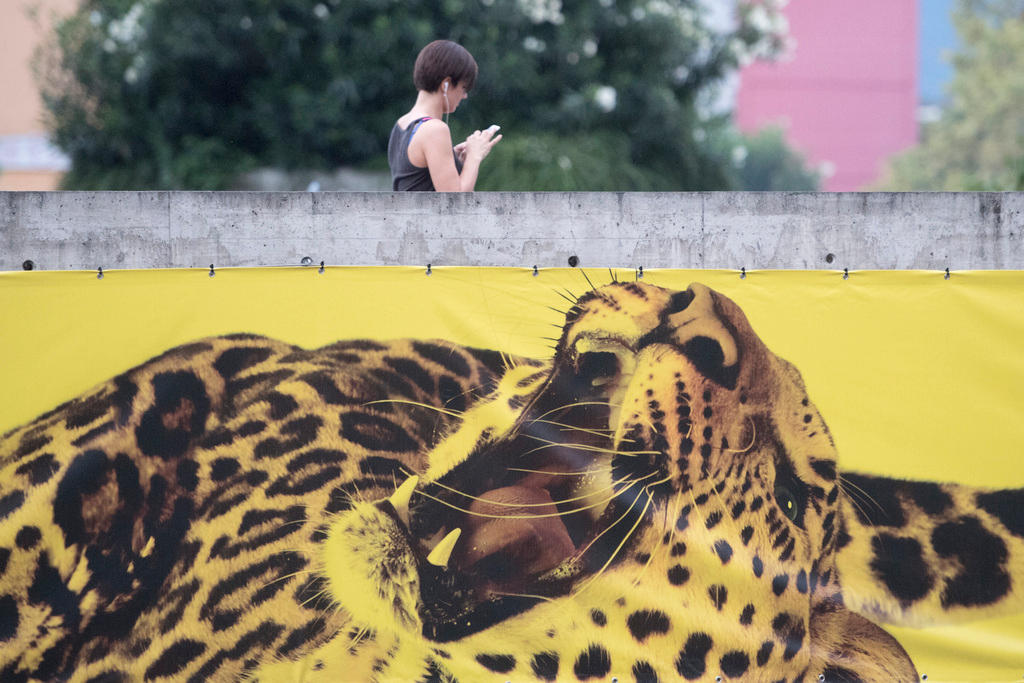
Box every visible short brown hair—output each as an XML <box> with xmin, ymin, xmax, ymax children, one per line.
<box><xmin>413</xmin><ymin>40</ymin><xmax>478</xmax><ymax>93</ymax></box>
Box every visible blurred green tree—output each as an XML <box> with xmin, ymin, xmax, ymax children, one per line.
<box><xmin>879</xmin><ymin>0</ymin><xmax>1024</xmax><ymax>190</ymax></box>
<box><xmin>38</xmin><ymin>0</ymin><xmax>793</xmax><ymax>190</ymax></box>
<box><xmin>711</xmin><ymin>125</ymin><xmax>820</xmax><ymax>191</ymax></box>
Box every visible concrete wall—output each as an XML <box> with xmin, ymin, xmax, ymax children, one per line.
<box><xmin>2</xmin><ymin>191</ymin><xmax>1021</xmax><ymax>271</ymax></box>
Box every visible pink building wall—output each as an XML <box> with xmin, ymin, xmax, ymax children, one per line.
<box><xmin>736</xmin><ymin>0</ymin><xmax>918</xmax><ymax>191</ymax></box>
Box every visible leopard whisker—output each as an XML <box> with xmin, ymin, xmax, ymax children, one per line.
<box><xmin>534</xmin><ymin>423</ymin><xmax>633</xmax><ymax>446</ymax></box>
<box><xmin>258</xmin><ymin>567</ymin><xmax>318</xmax><ymax>591</ymax></box>
<box><xmin>633</xmin><ymin>488</ymin><xmax>686</xmax><ymax>586</ymax></box>
<box><xmin>347</xmin><ymin>625</ymin><xmax>374</xmax><ymax>650</ymax></box>
<box><xmin>643</xmin><ymin>474</ymin><xmax>674</xmax><ymax>491</ymax></box>
<box><xmin>521</xmin><ymin>470</ymin><xmax>647</xmax><ymax>509</ymax></box>
<box><xmin>347</xmin><ymin>478</ymin><xmax>367</xmax><ymax>504</ymax></box>
<box><xmin>362</xmin><ymin>399</ymin><xmax>464</xmax><ymax>419</ymax></box>
<box><xmin>441</xmin><ymin>379</ymin><xmax>507</xmax><ymax>412</ymax></box>
<box><xmin>300</xmin><ymin>588</ymin><xmax>335</xmax><ymax>609</ymax></box>
<box><xmin>575</xmin><ymin>488</ymin><xmax>654</xmax><ymax>596</ymax></box>
<box><xmin>413</xmin><ymin>471</ymin><xmax>658</xmax><ymax>520</ymax></box>
<box><xmin>521</xmin><ymin>434</ymin><xmax>659</xmax><ymax>457</ymax></box>
<box><xmin>278</xmin><ymin>518</ymin><xmax>311</xmax><ymax>530</ymax></box>
<box><xmin>688</xmin><ymin>488</ymin><xmax>702</xmax><ymax>515</ymax></box>
<box><xmin>840</xmin><ymin>483</ymin><xmax>877</xmax><ymax>528</ymax></box>
<box><xmin>396</xmin><ymin>464</ymin><xmax>424</xmax><ymax>477</ymax></box>
<box><xmin>519</xmin><ymin>442</ymin><xmax>656</xmax><ymax>459</ymax></box>
<box><xmin>499</xmin><ymin>350</ymin><xmax>518</xmax><ymax>372</ymax></box>
<box><xmin>572</xmin><ymin>478</ymin><xmax>654</xmax><ymax>567</ymax></box>
<box><xmin>553</xmin><ymin>288</ymin><xmax>579</xmax><ymax>306</ymax></box>
<box><xmin>653</xmin><ymin>346</ymin><xmax>676</xmax><ymax>363</ymax></box>
<box><xmin>623</xmin><ymin>410</ymin><xmax>661</xmax><ymax>438</ymax></box>
<box><xmin>721</xmin><ymin>415</ymin><xmax>757</xmax><ymax>454</ymax></box>
<box><xmin>506</xmin><ymin>466</ymin><xmax>612</xmax><ymax>476</ymax></box>
<box><xmin>530</xmin><ymin>400</ymin><xmax>622</xmax><ymax>424</ymax></box>
<box><xmin>559</xmin><ymin>426</ymin><xmax>621</xmax><ymax>440</ymax></box>
<box><xmin>838</xmin><ymin>474</ymin><xmax>880</xmax><ymax>509</ymax></box>
<box><xmin>579</xmin><ymin>268</ymin><xmax>599</xmax><ymax>293</ymax></box>
<box><xmin>424</xmin><ymin>471</ymin><xmax>648</xmax><ymax>510</ymax></box>
<box><xmin>529</xmin><ymin>418</ymin><xmax>619</xmax><ymax>440</ymax></box>
<box><xmin>491</xmin><ymin>591</ymin><xmax>555</xmax><ymax>603</ymax></box>
<box><xmin>627</xmin><ymin>493</ymin><xmax>671</xmax><ymax>587</ymax></box>
<box><xmin>839</xmin><ymin>474</ymin><xmax>886</xmax><ymax>520</ymax></box>
<box><xmin>710</xmin><ymin>480</ymin><xmax>744</xmax><ymax>543</ymax></box>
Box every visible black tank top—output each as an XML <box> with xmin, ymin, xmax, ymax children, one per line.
<box><xmin>387</xmin><ymin>117</ymin><xmax>462</xmax><ymax>191</ymax></box>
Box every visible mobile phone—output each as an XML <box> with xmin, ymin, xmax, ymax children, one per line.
<box><xmin>486</xmin><ymin>125</ymin><xmax>501</xmax><ymax>134</ymax></box>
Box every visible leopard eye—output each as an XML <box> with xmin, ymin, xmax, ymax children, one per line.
<box><xmin>775</xmin><ymin>485</ymin><xmax>799</xmax><ymax>522</ymax></box>
<box><xmin>772</xmin><ymin>456</ymin><xmax>808</xmax><ymax>528</ymax></box>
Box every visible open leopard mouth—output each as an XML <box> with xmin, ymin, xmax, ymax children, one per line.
<box><xmin>389</xmin><ymin>349</ymin><xmax>673</xmax><ymax>642</ymax></box>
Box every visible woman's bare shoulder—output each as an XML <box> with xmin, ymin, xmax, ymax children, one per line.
<box><xmin>396</xmin><ymin>113</ymin><xmax>448</xmax><ymax>131</ymax></box>
<box><xmin>404</xmin><ymin>116</ymin><xmax>453</xmax><ymax>168</ymax></box>
<box><xmin>414</xmin><ymin>118</ymin><xmax>453</xmax><ymax>144</ymax></box>
<box><xmin>416</xmin><ymin>118</ymin><xmax>449</xmax><ymax>131</ymax></box>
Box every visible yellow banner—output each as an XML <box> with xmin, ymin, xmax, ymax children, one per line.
<box><xmin>1</xmin><ymin>267</ymin><xmax>1022</xmax><ymax>682</ymax></box>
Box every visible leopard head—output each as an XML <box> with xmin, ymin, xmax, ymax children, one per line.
<box><xmin>322</xmin><ymin>281</ymin><xmax>917</xmax><ymax>681</ymax></box>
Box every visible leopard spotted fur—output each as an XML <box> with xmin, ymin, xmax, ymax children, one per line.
<box><xmin>2</xmin><ymin>282</ymin><xmax>1022</xmax><ymax>682</ymax></box>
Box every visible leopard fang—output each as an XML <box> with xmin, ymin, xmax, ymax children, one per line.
<box><xmin>427</xmin><ymin>528</ymin><xmax>462</xmax><ymax>568</ymax></box>
<box><xmin>388</xmin><ymin>475</ymin><xmax>419</xmax><ymax>526</ymax></box>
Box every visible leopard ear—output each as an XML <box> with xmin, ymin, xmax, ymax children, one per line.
<box><xmin>836</xmin><ymin>472</ymin><xmax>1024</xmax><ymax>626</ymax></box>
<box><xmin>809</xmin><ymin>599</ymin><xmax>918</xmax><ymax>681</ymax></box>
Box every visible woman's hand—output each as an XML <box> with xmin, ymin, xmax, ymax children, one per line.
<box><xmin>463</xmin><ymin>128</ymin><xmax>502</xmax><ymax>162</ymax></box>
<box><xmin>453</xmin><ymin>142</ymin><xmax>468</xmax><ymax>164</ymax></box>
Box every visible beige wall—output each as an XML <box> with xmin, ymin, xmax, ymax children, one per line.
<box><xmin>0</xmin><ymin>0</ymin><xmax>77</xmax><ymax>190</ymax></box>
<box><xmin>0</xmin><ymin>171</ymin><xmax>61</xmax><ymax>191</ymax></box>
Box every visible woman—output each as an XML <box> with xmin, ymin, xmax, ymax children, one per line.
<box><xmin>388</xmin><ymin>40</ymin><xmax>502</xmax><ymax>191</ymax></box>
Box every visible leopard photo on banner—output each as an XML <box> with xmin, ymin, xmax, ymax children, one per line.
<box><xmin>1</xmin><ymin>268</ymin><xmax>1023</xmax><ymax>682</ymax></box>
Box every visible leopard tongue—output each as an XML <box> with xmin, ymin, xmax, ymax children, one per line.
<box><xmin>456</xmin><ymin>485</ymin><xmax>576</xmax><ymax>578</ymax></box>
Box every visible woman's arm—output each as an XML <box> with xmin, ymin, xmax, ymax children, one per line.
<box><xmin>412</xmin><ymin>121</ymin><xmax>501</xmax><ymax>191</ymax></box>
